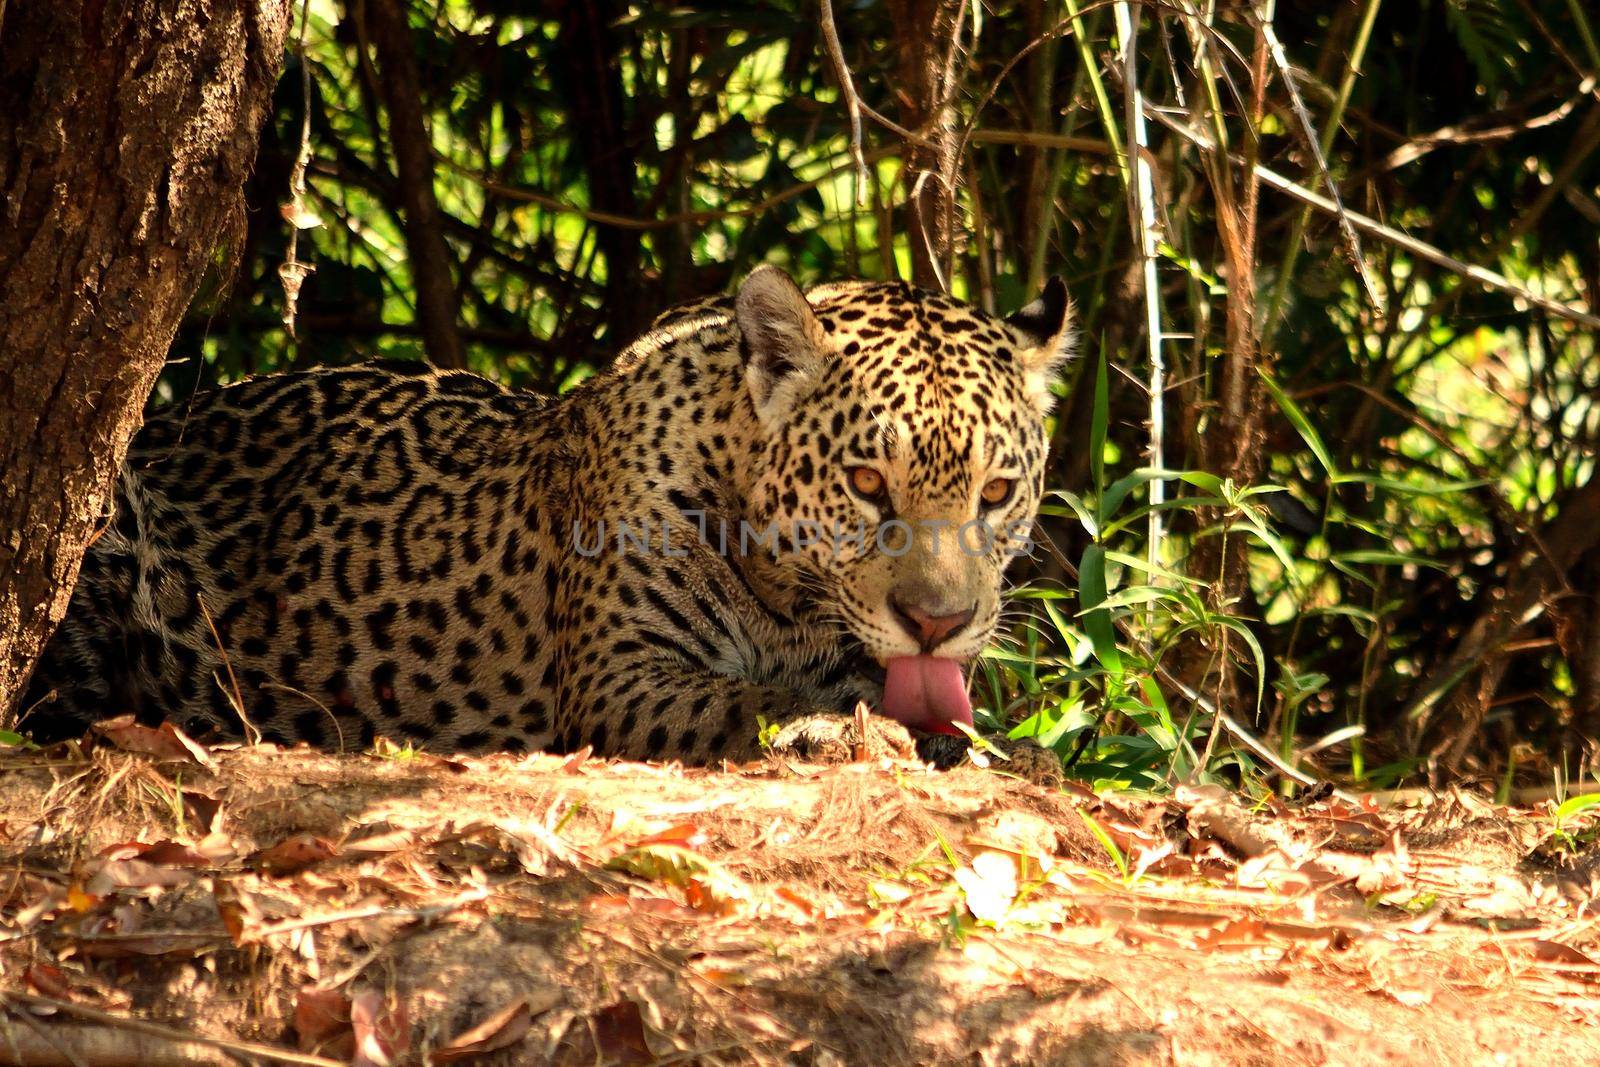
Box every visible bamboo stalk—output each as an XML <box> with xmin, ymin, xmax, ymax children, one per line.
<box><xmin>1111</xmin><ymin>2</ymin><xmax>1168</xmax><ymax>580</ymax></box>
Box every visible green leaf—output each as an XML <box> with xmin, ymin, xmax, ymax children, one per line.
<box><xmin>1085</xmin><ymin>585</ymin><xmax>1188</xmax><ymax>613</ymax></box>
<box><xmin>1553</xmin><ymin>792</ymin><xmax>1600</xmax><ymax>821</ymax></box>
<box><xmin>1332</xmin><ymin>549</ymin><xmax>1449</xmax><ymax>570</ymax></box>
<box><xmin>1212</xmin><ymin>616</ymin><xmax>1268</xmax><ymax>715</ymax></box>
<box><xmin>1043</xmin><ymin>491</ymin><xmax>1099</xmax><ymax>538</ymax></box>
<box><xmin>1008</xmin><ymin>698</ymin><xmax>1090</xmax><ymax>749</ymax></box>
<box><xmin>1079</xmin><ymin>544</ymin><xmax>1123</xmax><ymax>675</ymax></box>
<box><xmin>1102</xmin><ymin>549</ymin><xmax>1206</xmax><ymax>587</ymax></box>
<box><xmin>1077</xmin><ymin>810</ymin><xmax>1130</xmax><ymax>882</ymax></box>
<box><xmin>1331</xmin><ymin>473</ymin><xmax>1489</xmax><ymax>496</ymax></box>
<box><xmin>1234</xmin><ymin>509</ymin><xmax>1298</xmax><ymax>575</ymax></box>
<box><xmin>1259</xmin><ymin>370</ymin><xmax>1337</xmax><ymax>478</ymax></box>
<box><xmin>1101</xmin><ymin>467</ymin><xmax>1224</xmax><ymax>520</ymax></box>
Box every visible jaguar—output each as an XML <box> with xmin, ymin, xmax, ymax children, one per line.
<box><xmin>25</xmin><ymin>266</ymin><xmax>1072</xmax><ymax>773</ymax></box>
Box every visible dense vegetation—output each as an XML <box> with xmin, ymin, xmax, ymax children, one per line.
<box><xmin>170</xmin><ymin>0</ymin><xmax>1600</xmax><ymax>792</ymax></box>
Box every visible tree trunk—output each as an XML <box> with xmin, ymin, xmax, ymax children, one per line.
<box><xmin>1176</xmin><ymin>21</ymin><xmax>1271</xmax><ymax>708</ymax></box>
<box><xmin>362</xmin><ymin>0</ymin><xmax>466</xmax><ymax>369</ymax></box>
<box><xmin>0</xmin><ymin>0</ymin><xmax>293</xmax><ymax>721</ymax></box>
<box><xmin>886</xmin><ymin>0</ymin><xmax>963</xmax><ymax>290</ymax></box>
<box><xmin>550</xmin><ymin>0</ymin><xmax>648</xmax><ymax>340</ymax></box>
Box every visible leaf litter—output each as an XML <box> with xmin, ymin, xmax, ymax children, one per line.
<box><xmin>0</xmin><ymin>726</ymin><xmax>1596</xmax><ymax>1064</ymax></box>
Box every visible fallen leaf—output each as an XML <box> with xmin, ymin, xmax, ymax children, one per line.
<box><xmin>631</xmin><ymin>822</ymin><xmax>708</xmax><ymax>849</ymax></box>
<box><xmin>1352</xmin><ymin>832</ymin><xmax>1412</xmax><ymax>895</ymax></box>
<box><xmin>213</xmin><ymin>878</ymin><xmax>265</xmax><ymax>944</ymax></box>
<box><xmin>344</xmin><ymin>827</ymin><xmax>418</xmax><ymax>855</ymax></box>
<box><xmin>1527</xmin><ymin>940</ymin><xmax>1600</xmax><ymax>967</ymax></box>
<box><xmin>72</xmin><ymin>930</ymin><xmax>214</xmax><ymax>960</ymax></box>
<box><xmin>84</xmin><ymin>857</ymin><xmax>195</xmax><ymax>895</ymax></box>
<box><xmin>606</xmin><ymin>843</ymin><xmax>711</xmax><ymax>882</ymax></box>
<box><xmin>591</xmin><ymin>1000</ymin><xmax>652</xmax><ymax>1066</ymax></box>
<box><xmin>1196</xmin><ymin>916</ymin><xmax>1270</xmax><ymax>949</ymax></box>
<box><xmin>90</xmin><ymin>717</ymin><xmax>216</xmax><ymax>770</ymax></box>
<box><xmin>295</xmin><ymin>986</ymin><xmax>354</xmax><ymax>1057</ymax></box>
<box><xmin>65</xmin><ymin>885</ymin><xmax>100</xmax><ymax>913</ymax></box>
<box><xmin>182</xmin><ymin>790</ymin><xmax>224</xmax><ymax>833</ymax></box>
<box><xmin>953</xmin><ymin>850</ymin><xmax>1019</xmax><ymax>924</ymax></box>
<box><xmin>255</xmin><ymin>834</ymin><xmax>338</xmax><ymax>875</ymax></box>
<box><xmin>131</xmin><ymin>840</ymin><xmax>216</xmax><ymax>868</ymax></box>
<box><xmin>430</xmin><ymin>992</ymin><xmax>558</xmax><ymax>1063</ymax></box>
<box><xmin>606</xmin><ymin>844</ymin><xmax>748</xmax><ymax>914</ymax></box>
<box><xmin>775</xmin><ymin>886</ymin><xmax>818</xmax><ymax>917</ymax></box>
<box><xmin>25</xmin><ymin>964</ymin><xmax>72</xmax><ymax>1000</ymax></box>
<box><xmin>584</xmin><ymin>893</ymin><xmax>699</xmax><ymax>920</ymax></box>
<box><xmin>351</xmin><ymin>989</ymin><xmax>410</xmax><ymax>1067</ymax></box>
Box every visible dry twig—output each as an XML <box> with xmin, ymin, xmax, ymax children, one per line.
<box><xmin>0</xmin><ymin>993</ymin><xmax>342</xmax><ymax>1067</ymax></box>
<box><xmin>818</xmin><ymin>0</ymin><xmax>871</xmax><ymax>205</ymax></box>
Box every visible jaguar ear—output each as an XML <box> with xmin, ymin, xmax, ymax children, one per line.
<box><xmin>736</xmin><ymin>265</ymin><xmax>830</xmax><ymax>429</ymax></box>
<box><xmin>1005</xmin><ymin>276</ymin><xmax>1075</xmax><ymax>414</ymax></box>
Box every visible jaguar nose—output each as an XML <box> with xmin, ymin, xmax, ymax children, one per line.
<box><xmin>889</xmin><ymin>596</ymin><xmax>977</xmax><ymax>653</ymax></box>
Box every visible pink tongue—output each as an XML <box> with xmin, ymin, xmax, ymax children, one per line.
<box><xmin>880</xmin><ymin>656</ymin><xmax>974</xmax><ymax>736</ymax></box>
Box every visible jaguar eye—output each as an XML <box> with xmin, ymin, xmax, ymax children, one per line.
<box><xmin>847</xmin><ymin>466</ymin><xmax>887</xmax><ymax>501</ymax></box>
<box><xmin>980</xmin><ymin>477</ymin><xmax>1016</xmax><ymax>509</ymax></box>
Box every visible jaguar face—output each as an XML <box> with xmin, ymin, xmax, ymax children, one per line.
<box><xmin>734</xmin><ymin>267</ymin><xmax>1072</xmax><ymax>732</ymax></box>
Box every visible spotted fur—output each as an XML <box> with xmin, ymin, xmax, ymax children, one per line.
<box><xmin>27</xmin><ymin>269</ymin><xmax>1071</xmax><ymax>764</ymax></box>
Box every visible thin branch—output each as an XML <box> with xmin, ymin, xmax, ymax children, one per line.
<box><xmin>0</xmin><ymin>993</ymin><xmax>344</xmax><ymax>1067</ymax></box>
<box><xmin>251</xmin><ymin>886</ymin><xmax>490</xmax><ymax>940</ymax></box>
<box><xmin>432</xmin><ymin>143</ymin><xmax>903</xmax><ymax>230</ymax></box>
<box><xmin>1258</xmin><ymin>8</ymin><xmax>1382</xmax><ymax>315</ymax></box>
<box><xmin>277</xmin><ymin>0</ymin><xmax>315</xmax><ymax>341</ymax></box>
<box><xmin>1376</xmin><ymin>76</ymin><xmax>1594</xmax><ymax>172</ymax></box>
<box><xmin>1147</xmin><ymin>107</ymin><xmax>1600</xmax><ymax>330</ymax></box>
<box><xmin>818</xmin><ymin>0</ymin><xmax>870</xmax><ymax>205</ymax></box>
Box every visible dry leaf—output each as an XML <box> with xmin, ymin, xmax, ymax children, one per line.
<box><xmin>344</xmin><ymin>827</ymin><xmax>418</xmax><ymax>855</ymax></box>
<box><xmin>631</xmin><ymin>822</ymin><xmax>708</xmax><ymax>849</ymax></box>
<box><xmin>213</xmin><ymin>877</ymin><xmax>265</xmax><ymax>944</ymax></box>
<box><xmin>182</xmin><ymin>790</ymin><xmax>224</xmax><ymax>833</ymax></box>
<box><xmin>1527</xmin><ymin>940</ymin><xmax>1600</xmax><ymax>967</ymax></box>
<box><xmin>133</xmin><ymin>840</ymin><xmax>217</xmax><ymax>868</ymax></box>
<box><xmin>953</xmin><ymin>850</ymin><xmax>1019</xmax><ymax>924</ymax></box>
<box><xmin>255</xmin><ymin>834</ymin><xmax>338</xmax><ymax>875</ymax></box>
<box><xmin>556</xmin><ymin>745</ymin><xmax>593</xmax><ymax>773</ymax></box>
<box><xmin>90</xmin><ymin>716</ymin><xmax>216</xmax><ymax>770</ymax></box>
<box><xmin>430</xmin><ymin>992</ymin><xmax>559</xmax><ymax>1063</ymax></box>
<box><xmin>84</xmin><ymin>856</ymin><xmax>195</xmax><ymax>895</ymax></box>
<box><xmin>280</xmin><ymin>201</ymin><xmax>323</xmax><ymax>229</ymax></box>
<box><xmin>775</xmin><ymin>885</ymin><xmax>819</xmax><ymax>917</ymax></box>
<box><xmin>351</xmin><ymin>988</ymin><xmax>410</xmax><ymax>1067</ymax></box>
<box><xmin>295</xmin><ymin>986</ymin><xmax>354</xmax><ymax>1057</ymax></box>
<box><xmin>25</xmin><ymin>964</ymin><xmax>72</xmax><ymax>1000</ymax></box>
<box><xmin>590</xmin><ymin>1000</ymin><xmax>653</xmax><ymax>1066</ymax></box>
<box><xmin>606</xmin><ymin>844</ymin><xmax>748</xmax><ymax>914</ymax></box>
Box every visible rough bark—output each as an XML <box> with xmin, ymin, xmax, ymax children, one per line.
<box><xmin>1176</xmin><ymin>21</ymin><xmax>1271</xmax><ymax>705</ymax></box>
<box><xmin>0</xmin><ymin>0</ymin><xmax>293</xmax><ymax>721</ymax></box>
<box><xmin>362</xmin><ymin>0</ymin><xmax>466</xmax><ymax>369</ymax></box>
<box><xmin>885</xmin><ymin>0</ymin><xmax>964</xmax><ymax>290</ymax></box>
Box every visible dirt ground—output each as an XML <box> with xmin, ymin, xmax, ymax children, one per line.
<box><xmin>0</xmin><ymin>726</ymin><xmax>1596</xmax><ymax>1066</ymax></box>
